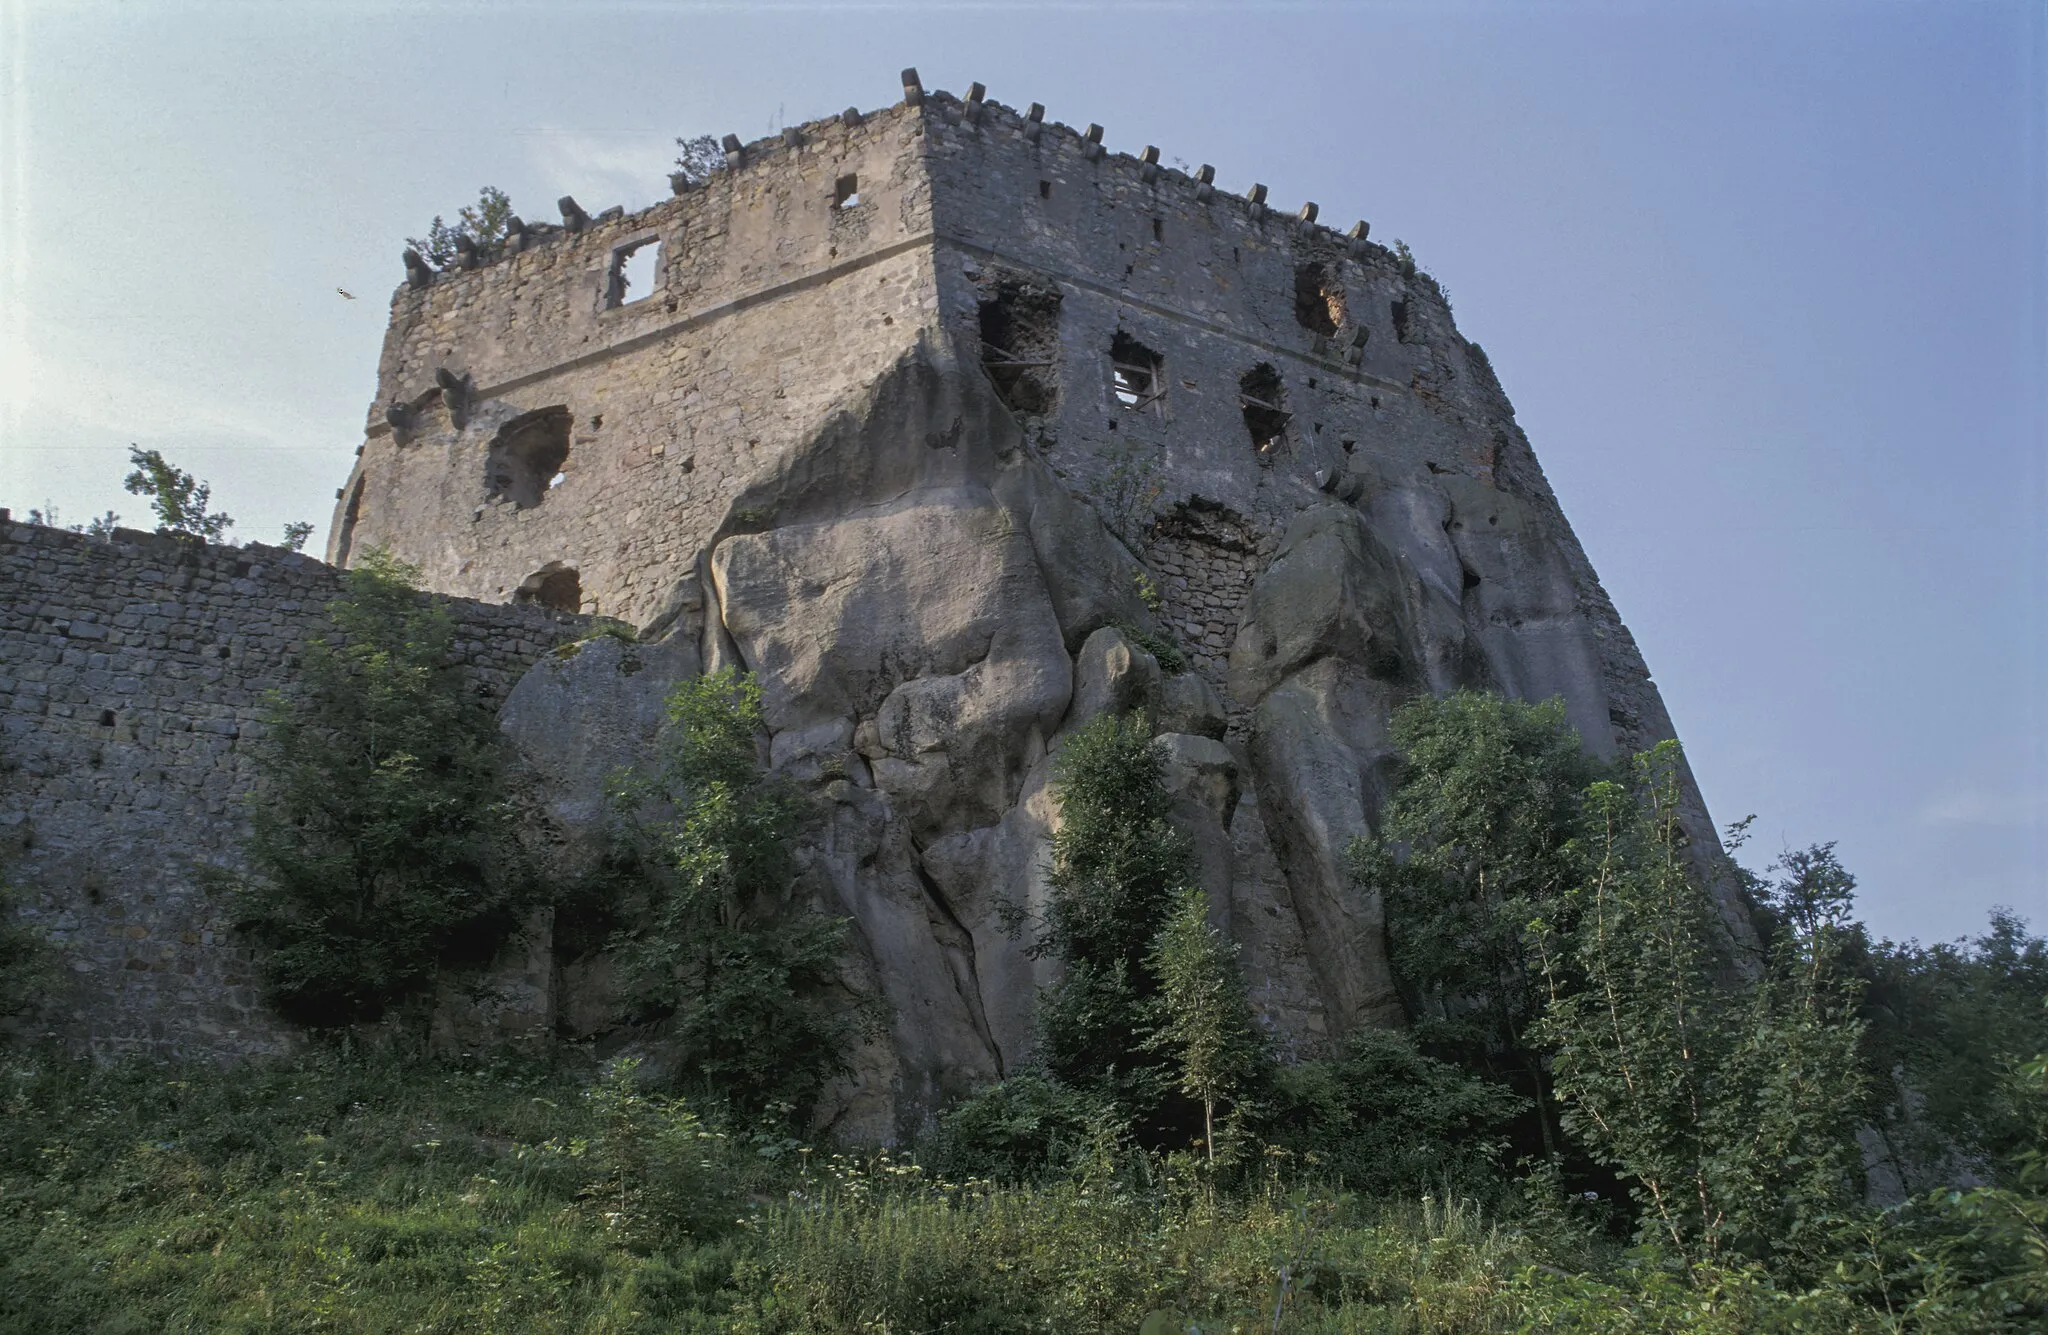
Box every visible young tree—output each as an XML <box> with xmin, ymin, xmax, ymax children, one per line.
<box><xmin>408</xmin><ymin>186</ymin><xmax>515</xmax><ymax>268</ymax></box>
<box><xmin>611</xmin><ymin>669</ymin><xmax>855</xmax><ymax>1123</ymax></box>
<box><xmin>123</xmin><ymin>445</ymin><xmax>233</xmax><ymax>541</ymax></box>
<box><xmin>1351</xmin><ymin>691</ymin><xmax>1594</xmax><ymax>1155</ymax></box>
<box><xmin>673</xmin><ymin>135</ymin><xmax>723</xmax><ymax>187</ymax></box>
<box><xmin>1533</xmin><ymin>744</ymin><xmax>1867</xmax><ymax>1269</ymax></box>
<box><xmin>1034</xmin><ymin>713</ymin><xmax>1196</xmax><ymax>1121</ymax></box>
<box><xmin>280</xmin><ymin>521</ymin><xmax>315</xmax><ymax>552</ymax></box>
<box><xmin>235</xmin><ymin>550</ymin><xmax>516</xmax><ymax>1025</ymax></box>
<box><xmin>1144</xmin><ymin>886</ymin><xmax>1265</xmax><ymax>1165</ymax></box>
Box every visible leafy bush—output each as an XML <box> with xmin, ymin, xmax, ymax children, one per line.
<box><xmin>234</xmin><ymin>549</ymin><xmax>523</xmax><ymax>1026</ymax></box>
<box><xmin>926</xmin><ymin>1071</ymin><xmax>1117</xmax><ymax>1182</ymax></box>
<box><xmin>610</xmin><ymin>669</ymin><xmax>857</xmax><ymax>1123</ymax></box>
<box><xmin>1266</xmin><ymin>1027</ymin><xmax>1527</xmax><ymax>1198</ymax></box>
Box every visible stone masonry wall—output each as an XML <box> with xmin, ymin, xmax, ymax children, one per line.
<box><xmin>332</xmin><ymin>102</ymin><xmax>940</xmax><ymax>630</ymax></box>
<box><xmin>0</xmin><ymin>520</ymin><xmax>587</xmax><ymax>1059</ymax></box>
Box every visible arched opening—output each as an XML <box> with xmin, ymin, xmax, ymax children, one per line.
<box><xmin>514</xmin><ymin>562</ymin><xmax>582</xmax><ymax>613</ymax></box>
<box><xmin>486</xmin><ymin>407</ymin><xmax>573</xmax><ymax>510</ymax></box>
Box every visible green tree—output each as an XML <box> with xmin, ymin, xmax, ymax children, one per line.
<box><xmin>234</xmin><ymin>549</ymin><xmax>518</xmax><ymax>1026</ymax></box>
<box><xmin>673</xmin><ymin>134</ymin><xmax>723</xmax><ymax>186</ymax></box>
<box><xmin>1143</xmin><ymin>886</ymin><xmax>1265</xmax><ymax>1165</ymax></box>
<box><xmin>408</xmin><ymin>186</ymin><xmax>514</xmax><ymax>268</ymax></box>
<box><xmin>1351</xmin><ymin>691</ymin><xmax>1594</xmax><ymax>1156</ymax></box>
<box><xmin>1532</xmin><ymin>744</ymin><xmax>1866</xmax><ymax>1269</ymax></box>
<box><xmin>280</xmin><ymin>521</ymin><xmax>315</xmax><ymax>552</ymax></box>
<box><xmin>123</xmin><ymin>445</ymin><xmax>233</xmax><ymax>541</ymax></box>
<box><xmin>1860</xmin><ymin>910</ymin><xmax>2048</xmax><ymax>1192</ymax></box>
<box><xmin>611</xmin><ymin>669</ymin><xmax>855</xmax><ymax>1123</ymax></box>
<box><xmin>1033</xmin><ymin>713</ymin><xmax>1195</xmax><ymax>1121</ymax></box>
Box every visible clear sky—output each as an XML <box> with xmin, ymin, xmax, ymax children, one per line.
<box><xmin>2</xmin><ymin>0</ymin><xmax>2041</xmax><ymax>945</ymax></box>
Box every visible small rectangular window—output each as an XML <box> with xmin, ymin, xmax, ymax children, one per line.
<box><xmin>834</xmin><ymin>174</ymin><xmax>862</xmax><ymax>209</ymax></box>
<box><xmin>1038</xmin><ymin>179</ymin><xmax>1052</xmax><ymax>199</ymax></box>
<box><xmin>606</xmin><ymin>238</ymin><xmax>661</xmax><ymax>308</ymax></box>
<box><xmin>1110</xmin><ymin>331</ymin><xmax>1165</xmax><ymax>412</ymax></box>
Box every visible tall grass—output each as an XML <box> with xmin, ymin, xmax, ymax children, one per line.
<box><xmin>0</xmin><ymin>1051</ymin><xmax>1960</xmax><ymax>1333</ymax></box>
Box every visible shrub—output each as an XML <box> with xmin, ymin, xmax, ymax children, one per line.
<box><xmin>610</xmin><ymin>669</ymin><xmax>858</xmax><ymax>1123</ymax></box>
<box><xmin>234</xmin><ymin>549</ymin><xmax>522</xmax><ymax>1026</ymax></box>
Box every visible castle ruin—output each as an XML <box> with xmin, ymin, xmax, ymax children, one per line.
<box><xmin>3</xmin><ymin>73</ymin><xmax>1735</xmax><ymax>1140</ymax></box>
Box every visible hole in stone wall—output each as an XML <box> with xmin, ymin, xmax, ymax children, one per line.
<box><xmin>978</xmin><ymin>279</ymin><xmax>1062</xmax><ymax>416</ymax></box>
<box><xmin>1151</xmin><ymin>218</ymin><xmax>1164</xmax><ymax>243</ymax></box>
<box><xmin>485</xmin><ymin>407</ymin><xmax>573</xmax><ymax>510</ymax></box>
<box><xmin>333</xmin><ymin>477</ymin><xmax>364</xmax><ymax>566</ymax></box>
<box><xmin>1294</xmin><ymin>261</ymin><xmax>1345</xmax><ymax>337</ymax></box>
<box><xmin>833</xmin><ymin>174</ymin><xmax>862</xmax><ymax>209</ymax></box>
<box><xmin>1391</xmin><ymin>298</ymin><xmax>1414</xmax><ymax>343</ymax></box>
<box><xmin>1239</xmin><ymin>363</ymin><xmax>1290</xmax><ymax>453</ymax></box>
<box><xmin>513</xmin><ymin>563</ymin><xmax>582</xmax><ymax>613</ymax></box>
<box><xmin>98</xmin><ymin>709</ymin><xmax>116</xmax><ymax>727</ymax></box>
<box><xmin>1039</xmin><ymin>179</ymin><xmax>1052</xmax><ymax>199</ymax></box>
<box><xmin>606</xmin><ymin>238</ymin><xmax>662</xmax><ymax>308</ymax></box>
<box><xmin>1110</xmin><ymin>331</ymin><xmax>1164</xmax><ymax>411</ymax></box>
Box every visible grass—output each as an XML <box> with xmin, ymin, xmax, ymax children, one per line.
<box><xmin>0</xmin><ymin>1050</ymin><xmax>1986</xmax><ymax>1333</ymax></box>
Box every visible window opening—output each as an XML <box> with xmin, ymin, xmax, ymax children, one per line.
<box><xmin>1151</xmin><ymin>218</ymin><xmax>1164</xmax><ymax>243</ymax></box>
<box><xmin>1039</xmin><ymin>179</ymin><xmax>1052</xmax><ymax>199</ymax></box>
<box><xmin>833</xmin><ymin>174</ymin><xmax>862</xmax><ymax>209</ymax></box>
<box><xmin>485</xmin><ymin>406</ymin><xmax>573</xmax><ymax>510</ymax></box>
<box><xmin>1239</xmin><ymin>363</ymin><xmax>1290</xmax><ymax>453</ymax></box>
<box><xmin>978</xmin><ymin>279</ymin><xmax>1062</xmax><ymax>416</ymax></box>
<box><xmin>514</xmin><ymin>562</ymin><xmax>582</xmax><ymax>613</ymax></box>
<box><xmin>1293</xmin><ymin>261</ymin><xmax>1345</xmax><ymax>337</ymax></box>
<box><xmin>1391</xmin><ymin>298</ymin><xmax>1414</xmax><ymax>343</ymax></box>
<box><xmin>606</xmin><ymin>238</ymin><xmax>662</xmax><ymax>308</ymax></box>
<box><xmin>1109</xmin><ymin>331</ymin><xmax>1165</xmax><ymax>412</ymax></box>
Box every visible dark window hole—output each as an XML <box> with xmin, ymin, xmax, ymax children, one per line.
<box><xmin>833</xmin><ymin>174</ymin><xmax>862</xmax><ymax>209</ymax></box>
<box><xmin>513</xmin><ymin>563</ymin><xmax>582</xmax><ymax>613</ymax></box>
<box><xmin>1239</xmin><ymin>362</ymin><xmax>1289</xmax><ymax>453</ymax></box>
<box><xmin>1294</xmin><ymin>261</ymin><xmax>1345</xmax><ymax>337</ymax></box>
<box><xmin>1151</xmin><ymin>218</ymin><xmax>1163</xmax><ymax>243</ymax></box>
<box><xmin>98</xmin><ymin>709</ymin><xmax>116</xmax><ymax>727</ymax></box>
<box><xmin>978</xmin><ymin>279</ymin><xmax>1062</xmax><ymax>416</ymax></box>
<box><xmin>218</xmin><ymin>646</ymin><xmax>231</xmax><ymax>659</ymax></box>
<box><xmin>485</xmin><ymin>406</ymin><xmax>573</xmax><ymax>510</ymax></box>
<box><xmin>1391</xmin><ymin>298</ymin><xmax>1414</xmax><ymax>343</ymax></box>
<box><xmin>1461</xmin><ymin>565</ymin><xmax>1482</xmax><ymax>592</ymax></box>
<box><xmin>1038</xmin><ymin>179</ymin><xmax>1052</xmax><ymax>199</ymax></box>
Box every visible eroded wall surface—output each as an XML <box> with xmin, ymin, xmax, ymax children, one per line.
<box><xmin>0</xmin><ymin>522</ymin><xmax>586</xmax><ymax>1058</ymax></box>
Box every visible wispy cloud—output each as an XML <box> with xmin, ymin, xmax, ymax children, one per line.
<box><xmin>1917</xmin><ymin>789</ymin><xmax>2046</xmax><ymax>829</ymax></box>
<box><xmin>520</xmin><ymin>129</ymin><xmax>677</xmax><ymax>218</ymax></box>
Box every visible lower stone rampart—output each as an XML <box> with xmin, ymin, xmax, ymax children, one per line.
<box><xmin>0</xmin><ymin>520</ymin><xmax>587</xmax><ymax>1059</ymax></box>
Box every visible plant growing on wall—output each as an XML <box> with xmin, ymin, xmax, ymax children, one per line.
<box><xmin>123</xmin><ymin>446</ymin><xmax>233</xmax><ymax>542</ymax></box>
<box><xmin>610</xmin><ymin>669</ymin><xmax>857</xmax><ymax>1123</ymax></box>
<box><xmin>408</xmin><ymin>186</ymin><xmax>515</xmax><ymax>268</ymax></box>
<box><xmin>234</xmin><ymin>550</ymin><xmax>520</xmax><ymax>1026</ymax></box>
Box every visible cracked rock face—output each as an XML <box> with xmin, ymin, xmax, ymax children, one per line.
<box><xmin>498</xmin><ymin>337</ymin><xmax>1734</xmax><ymax>1142</ymax></box>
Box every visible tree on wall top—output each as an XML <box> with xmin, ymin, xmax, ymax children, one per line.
<box><xmin>123</xmin><ymin>446</ymin><xmax>233</xmax><ymax>542</ymax></box>
<box><xmin>408</xmin><ymin>186</ymin><xmax>515</xmax><ymax>268</ymax></box>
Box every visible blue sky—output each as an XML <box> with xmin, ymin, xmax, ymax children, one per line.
<box><xmin>2</xmin><ymin>0</ymin><xmax>2041</xmax><ymax>944</ymax></box>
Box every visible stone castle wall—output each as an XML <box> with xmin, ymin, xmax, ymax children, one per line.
<box><xmin>0</xmin><ymin>519</ymin><xmax>586</xmax><ymax>1058</ymax></box>
<box><xmin>332</xmin><ymin>102</ymin><xmax>939</xmax><ymax>629</ymax></box>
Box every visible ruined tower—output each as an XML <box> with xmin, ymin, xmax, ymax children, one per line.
<box><xmin>330</xmin><ymin>73</ymin><xmax>1730</xmax><ymax>1137</ymax></box>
